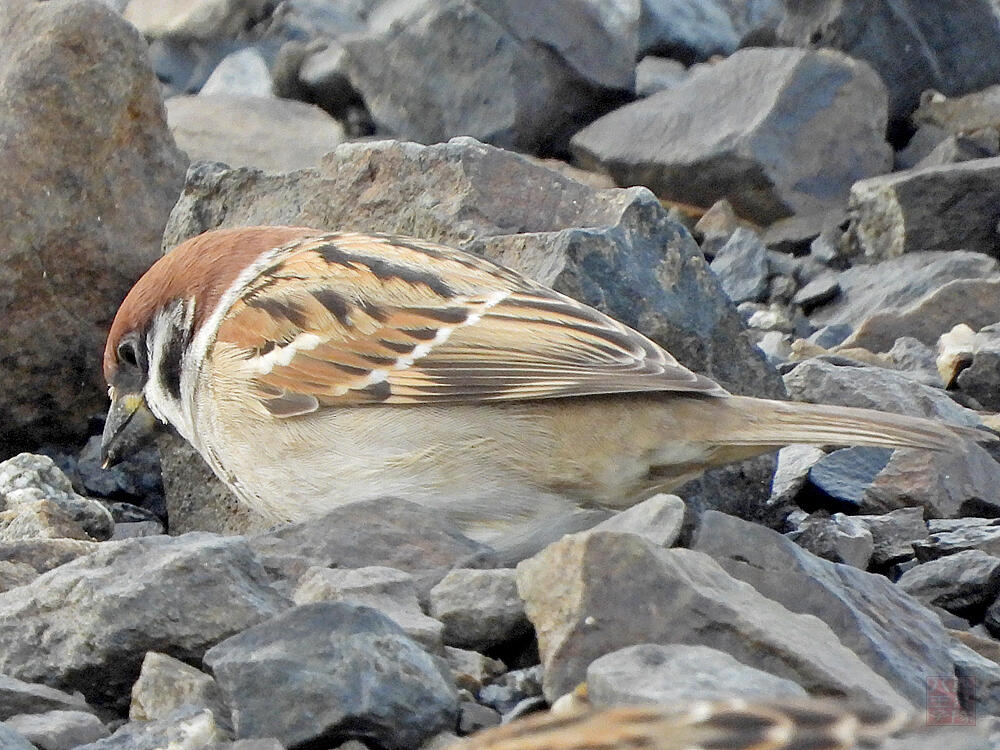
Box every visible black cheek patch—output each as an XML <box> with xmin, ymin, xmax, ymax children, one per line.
<box><xmin>158</xmin><ymin>326</ymin><xmax>186</xmax><ymax>402</ymax></box>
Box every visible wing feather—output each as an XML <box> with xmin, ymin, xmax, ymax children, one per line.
<box><xmin>210</xmin><ymin>232</ymin><xmax>727</xmax><ymax>416</ymax></box>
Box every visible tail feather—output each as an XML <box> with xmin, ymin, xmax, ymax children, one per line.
<box><xmin>720</xmin><ymin>396</ymin><xmax>995</xmax><ymax>452</ymax></box>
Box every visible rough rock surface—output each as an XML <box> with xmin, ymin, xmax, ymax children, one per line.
<box><xmin>571</xmin><ymin>46</ymin><xmax>891</xmax><ymax>223</ymax></box>
<box><xmin>0</xmin><ymin>0</ymin><xmax>187</xmax><ymax>452</ymax></box>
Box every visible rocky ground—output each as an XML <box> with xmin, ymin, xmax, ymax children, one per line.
<box><xmin>5</xmin><ymin>0</ymin><xmax>1000</xmax><ymax>748</ymax></box>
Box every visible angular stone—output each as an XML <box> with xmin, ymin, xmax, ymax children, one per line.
<box><xmin>778</xmin><ymin>0</ymin><xmax>1000</xmax><ymax>123</ymax></box>
<box><xmin>854</xmin><ymin>507</ymin><xmax>928</xmax><ymax>568</ymax></box>
<box><xmin>693</xmin><ymin>511</ymin><xmax>955</xmax><ymax>706</ymax></box>
<box><xmin>0</xmin><ymin>675</ymin><xmax>95</xmax><ymax>721</ymax></box>
<box><xmin>790</xmin><ymin>513</ymin><xmax>874</xmax><ymax>569</ymax></box>
<box><xmin>638</xmin><ymin>0</ymin><xmax>739</xmax><ymax>61</ymax></box>
<box><xmin>914</xmin><ymin>519</ymin><xmax>1000</xmax><ymax>561</ymax></box>
<box><xmin>123</xmin><ymin>0</ymin><xmax>272</xmax><ymax>40</ymax></box>
<box><xmin>896</xmin><ymin>550</ymin><xmax>1000</xmax><ymax>620</ymax></box>
<box><xmin>0</xmin><ymin>0</ymin><xmax>187</xmax><ymax>452</ymax></box>
<box><xmin>768</xmin><ymin>445</ymin><xmax>825</xmax><ymax>511</ymax></box>
<box><xmin>948</xmin><ymin>641</ymin><xmax>1000</xmax><ymax>717</ymax></box>
<box><xmin>571</xmin><ymin>47</ymin><xmax>890</xmax><ymax>224</ymax></box>
<box><xmin>0</xmin><ymin>534</ymin><xmax>288</xmax><ymax>709</ymax></box>
<box><xmin>249</xmin><ymin>498</ymin><xmax>490</xmax><ymax>594</ymax></box>
<box><xmin>204</xmin><ymin>602</ymin><xmax>458</xmax><ymax>750</ymax></box>
<box><xmin>429</xmin><ymin>569</ymin><xmax>530</xmax><ymax>650</ymax></box>
<box><xmin>341</xmin><ymin>0</ymin><xmax>637</xmax><ymax>153</ymax></box>
<box><xmin>0</xmin><ymin>455</ymin><xmax>113</xmax><ymax>541</ymax></box>
<box><xmin>293</xmin><ymin>566</ymin><xmax>444</xmax><ymax>651</ymax></box>
<box><xmin>517</xmin><ymin>531</ymin><xmax>910</xmax><ymax>709</ymax></box>
<box><xmin>5</xmin><ymin>710</ymin><xmax>108</xmax><ymax>750</ymax></box>
<box><xmin>845</xmin><ymin>159</ymin><xmax>1000</xmax><ymax>263</ymax></box>
<box><xmin>783</xmin><ymin>358</ymin><xmax>984</xmax><ymax>428</ymax></box>
<box><xmin>587</xmin><ymin>643</ymin><xmax>806</xmax><ymax>706</ymax></box>
<box><xmin>0</xmin><ymin>500</ymin><xmax>95</xmax><ymax>542</ymax></box>
<box><xmin>709</xmin><ymin>227</ymin><xmax>770</xmax><ymax>303</ymax></box>
<box><xmin>166</xmin><ymin>94</ymin><xmax>346</xmax><ymax>172</ymax></box>
<box><xmin>589</xmin><ymin>494</ymin><xmax>686</xmax><ymax>548</ymax></box>
<box><xmin>807</xmin><ymin>252</ymin><xmax>999</xmax><ymax>331</ymax></box>
<box><xmin>843</xmin><ymin>278</ymin><xmax>1000</xmax><ymax>353</ymax></box>
<box><xmin>0</xmin><ymin>724</ymin><xmax>37</xmax><ymax>750</ymax></box>
<box><xmin>0</xmin><ymin>539</ymin><xmax>100</xmax><ymax>575</ymax></box>
<box><xmin>913</xmin><ymin>84</ymin><xmax>1000</xmax><ymax>135</ymax></box>
<box><xmin>634</xmin><ymin>55</ymin><xmax>688</xmax><ymax>96</ymax></box>
<box><xmin>129</xmin><ymin>652</ymin><xmax>229</xmax><ymax>727</ymax></box>
<box><xmin>200</xmin><ymin>47</ymin><xmax>274</xmax><ymax>98</ymax></box>
<box><xmin>806</xmin><ymin>447</ymin><xmax>893</xmax><ymax>511</ymax></box>
<box><xmin>74</xmin><ymin>707</ymin><xmax>227</xmax><ymax>750</ymax></box>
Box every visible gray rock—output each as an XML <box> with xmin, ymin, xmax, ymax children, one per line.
<box><xmin>571</xmin><ymin>47</ymin><xmax>891</xmax><ymax>224</ymax></box>
<box><xmin>129</xmin><ymin>652</ymin><xmax>229</xmax><ymax>728</ymax></box>
<box><xmin>249</xmin><ymin>498</ymin><xmax>490</xmax><ymax>595</ymax></box>
<box><xmin>0</xmin><ymin>533</ymin><xmax>288</xmax><ymax>709</ymax></box>
<box><xmin>166</xmin><ymin>94</ymin><xmax>346</xmax><ymax>172</ymax></box>
<box><xmin>638</xmin><ymin>0</ymin><xmax>738</xmax><ymax>60</ymax></box>
<box><xmin>156</xmin><ymin>433</ymin><xmax>268</xmax><ymax>537</ymax></box>
<box><xmin>807</xmin><ymin>251</ymin><xmax>999</xmax><ymax>331</ymax></box>
<box><xmin>783</xmin><ymin>358</ymin><xmax>983</xmax><ymax>428</ymax></box>
<box><xmin>200</xmin><ymin>47</ymin><xmax>274</xmax><ymax>98</ymax></box>
<box><xmin>845</xmin><ymin>159</ymin><xmax>1000</xmax><ymax>264</ymax></box>
<box><xmin>957</xmin><ymin>348</ymin><xmax>1000</xmax><ymax>412</ymax></box>
<box><xmin>914</xmin><ymin>132</ymin><xmax>999</xmax><ymax>169</ymax></box>
<box><xmin>793</xmin><ymin>275</ymin><xmax>840</xmax><ymax>311</ymax></box>
<box><xmin>694</xmin><ymin>198</ymin><xmax>742</xmax><ymax>257</ymax></box>
<box><xmin>0</xmin><ymin>455</ymin><xmax>114</xmax><ymax>541</ymax></box>
<box><xmin>693</xmin><ymin>511</ymin><xmax>956</xmax><ymax>706</ymax></box>
<box><xmin>517</xmin><ymin>531</ymin><xmax>911</xmax><ymax>709</ymax></box>
<box><xmin>0</xmin><ymin>539</ymin><xmax>99</xmax><ymax>575</ymax></box>
<box><xmin>948</xmin><ymin>641</ymin><xmax>1000</xmax><ymax>716</ymax></box>
<box><xmin>896</xmin><ymin>550</ymin><xmax>1000</xmax><ymax>619</ymax></box>
<box><xmin>75</xmin><ymin>707</ymin><xmax>226</xmax><ymax>750</ymax></box>
<box><xmin>443</xmin><ymin>647</ymin><xmax>506</xmax><ymax>694</ymax></box>
<box><xmin>341</xmin><ymin>0</ymin><xmax>637</xmax><ymax>153</ymax></box>
<box><xmin>860</xmin><ymin>443</ymin><xmax>1000</xmax><ymax>519</ymax></box>
<box><xmin>5</xmin><ymin>710</ymin><xmax>108</xmax><ymax>750</ymax></box>
<box><xmin>109</xmin><ymin>521</ymin><xmax>165</xmax><ymax>540</ymax></box>
<box><xmin>428</xmin><ymin>569</ymin><xmax>530</xmax><ymax>650</ymax></box>
<box><xmin>587</xmin><ymin>643</ymin><xmax>806</xmax><ymax>706</ymax></box>
<box><xmin>807</xmin><ymin>447</ymin><xmax>893</xmax><ymax>511</ymax></box>
<box><xmin>589</xmin><ymin>494</ymin><xmax>686</xmax><ymax>548</ymax></box>
<box><xmin>807</xmin><ymin>324</ymin><xmax>852</xmax><ymax>349</ymax></box>
<box><xmin>886</xmin><ymin>337</ymin><xmax>941</xmax><ymax>388</ymax></box>
<box><xmin>915</xmin><ymin>519</ymin><xmax>1000</xmax><ymax>561</ymax></box>
<box><xmin>633</xmin><ymin>55</ymin><xmax>688</xmax><ymax>96</ymax></box>
<box><xmin>204</xmin><ymin>602</ymin><xmax>458</xmax><ymax>750</ymax></box>
<box><xmin>854</xmin><ymin>507</ymin><xmax>928</xmax><ymax>568</ymax></box>
<box><xmin>293</xmin><ymin>566</ymin><xmax>444</xmax><ymax>651</ymax></box>
<box><xmin>0</xmin><ymin>723</ymin><xmax>37</xmax><ymax>750</ymax></box>
<box><xmin>768</xmin><ymin>444</ymin><xmax>825</xmax><ymax>510</ymax></box>
<box><xmin>791</xmin><ymin>513</ymin><xmax>874</xmax><ymax>569</ymax></box>
<box><xmin>0</xmin><ymin>675</ymin><xmax>94</xmax><ymax>721</ymax></box>
<box><xmin>914</xmin><ymin>85</ymin><xmax>1000</xmax><ymax>135</ymax></box>
<box><xmin>475</xmin><ymin>666</ymin><xmax>543</xmax><ymax>716</ymax></box>
<box><xmin>123</xmin><ymin>0</ymin><xmax>271</xmax><ymax>40</ymax></box>
<box><xmin>778</xmin><ymin>0</ymin><xmax>1000</xmax><ymax>124</ymax></box>
<box><xmin>457</xmin><ymin>701</ymin><xmax>500</xmax><ymax>735</ymax></box>
<box><xmin>709</xmin><ymin>227</ymin><xmax>769</xmax><ymax>303</ymax></box>
<box><xmin>0</xmin><ymin>0</ymin><xmax>187</xmax><ymax>453</ymax></box>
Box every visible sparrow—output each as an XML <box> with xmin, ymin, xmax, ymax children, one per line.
<box><xmin>445</xmin><ymin>698</ymin><xmax>915</xmax><ymax>750</ymax></box>
<box><xmin>101</xmin><ymin>226</ymin><xmax>992</xmax><ymax>542</ymax></box>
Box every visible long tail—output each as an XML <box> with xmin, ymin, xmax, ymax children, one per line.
<box><xmin>712</xmin><ymin>396</ymin><xmax>995</xmax><ymax>452</ymax></box>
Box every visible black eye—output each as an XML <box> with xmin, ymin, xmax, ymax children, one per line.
<box><xmin>117</xmin><ymin>338</ymin><xmax>140</xmax><ymax>368</ymax></box>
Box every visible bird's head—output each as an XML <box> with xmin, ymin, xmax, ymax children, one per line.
<box><xmin>100</xmin><ymin>225</ymin><xmax>316</xmax><ymax>467</ymax></box>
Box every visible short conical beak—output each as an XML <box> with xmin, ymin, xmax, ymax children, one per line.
<box><xmin>100</xmin><ymin>391</ymin><xmax>158</xmax><ymax>469</ymax></box>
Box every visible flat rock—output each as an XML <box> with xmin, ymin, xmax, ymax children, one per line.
<box><xmin>845</xmin><ymin>160</ymin><xmax>1000</xmax><ymax>264</ymax></box>
<box><xmin>854</xmin><ymin>507</ymin><xmax>928</xmax><ymax>568</ymax></box>
<box><xmin>0</xmin><ymin>533</ymin><xmax>288</xmax><ymax>709</ymax></box>
<box><xmin>588</xmin><ymin>494</ymin><xmax>686</xmax><ymax>548</ymax></box>
<box><xmin>341</xmin><ymin>0</ymin><xmax>637</xmax><ymax>153</ymax></box>
<box><xmin>0</xmin><ymin>0</ymin><xmax>187</xmax><ymax>452</ymax></box>
<box><xmin>790</xmin><ymin>512</ymin><xmax>874</xmax><ymax>569</ymax></box>
<box><xmin>5</xmin><ymin>710</ymin><xmax>108</xmax><ymax>750</ymax></box>
<box><xmin>914</xmin><ymin>519</ymin><xmax>1000</xmax><ymax>561</ymax></box>
<box><xmin>428</xmin><ymin>568</ymin><xmax>530</xmax><ymax>650</ymax></box>
<box><xmin>806</xmin><ymin>447</ymin><xmax>893</xmax><ymax>512</ymax></box>
<box><xmin>709</xmin><ymin>227</ymin><xmax>769</xmax><ymax>303</ymax></box>
<box><xmin>129</xmin><ymin>651</ymin><xmax>229</xmax><ymax>727</ymax></box>
<box><xmin>74</xmin><ymin>706</ymin><xmax>227</xmax><ymax>750</ymax></box>
<box><xmin>778</xmin><ymin>0</ymin><xmax>1000</xmax><ymax>123</ymax></box>
<box><xmin>166</xmin><ymin>94</ymin><xmax>346</xmax><ymax>172</ymax></box>
<box><xmin>896</xmin><ymin>550</ymin><xmax>1000</xmax><ymax>620</ymax></box>
<box><xmin>248</xmin><ymin>497</ymin><xmax>490</xmax><ymax>595</ymax></box>
<box><xmin>204</xmin><ymin>602</ymin><xmax>458</xmax><ymax>750</ymax></box>
<box><xmin>516</xmin><ymin>531</ymin><xmax>910</xmax><ymax>709</ymax></box>
<box><xmin>587</xmin><ymin>643</ymin><xmax>806</xmax><ymax>705</ymax></box>
<box><xmin>0</xmin><ymin>675</ymin><xmax>95</xmax><ymax>721</ymax></box>
<box><xmin>293</xmin><ymin>566</ymin><xmax>445</xmax><ymax>651</ymax></box>
<box><xmin>693</xmin><ymin>511</ymin><xmax>955</xmax><ymax>706</ymax></box>
<box><xmin>807</xmin><ymin>251</ymin><xmax>999</xmax><ymax>331</ymax></box>
<box><xmin>571</xmin><ymin>46</ymin><xmax>890</xmax><ymax>224</ymax></box>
